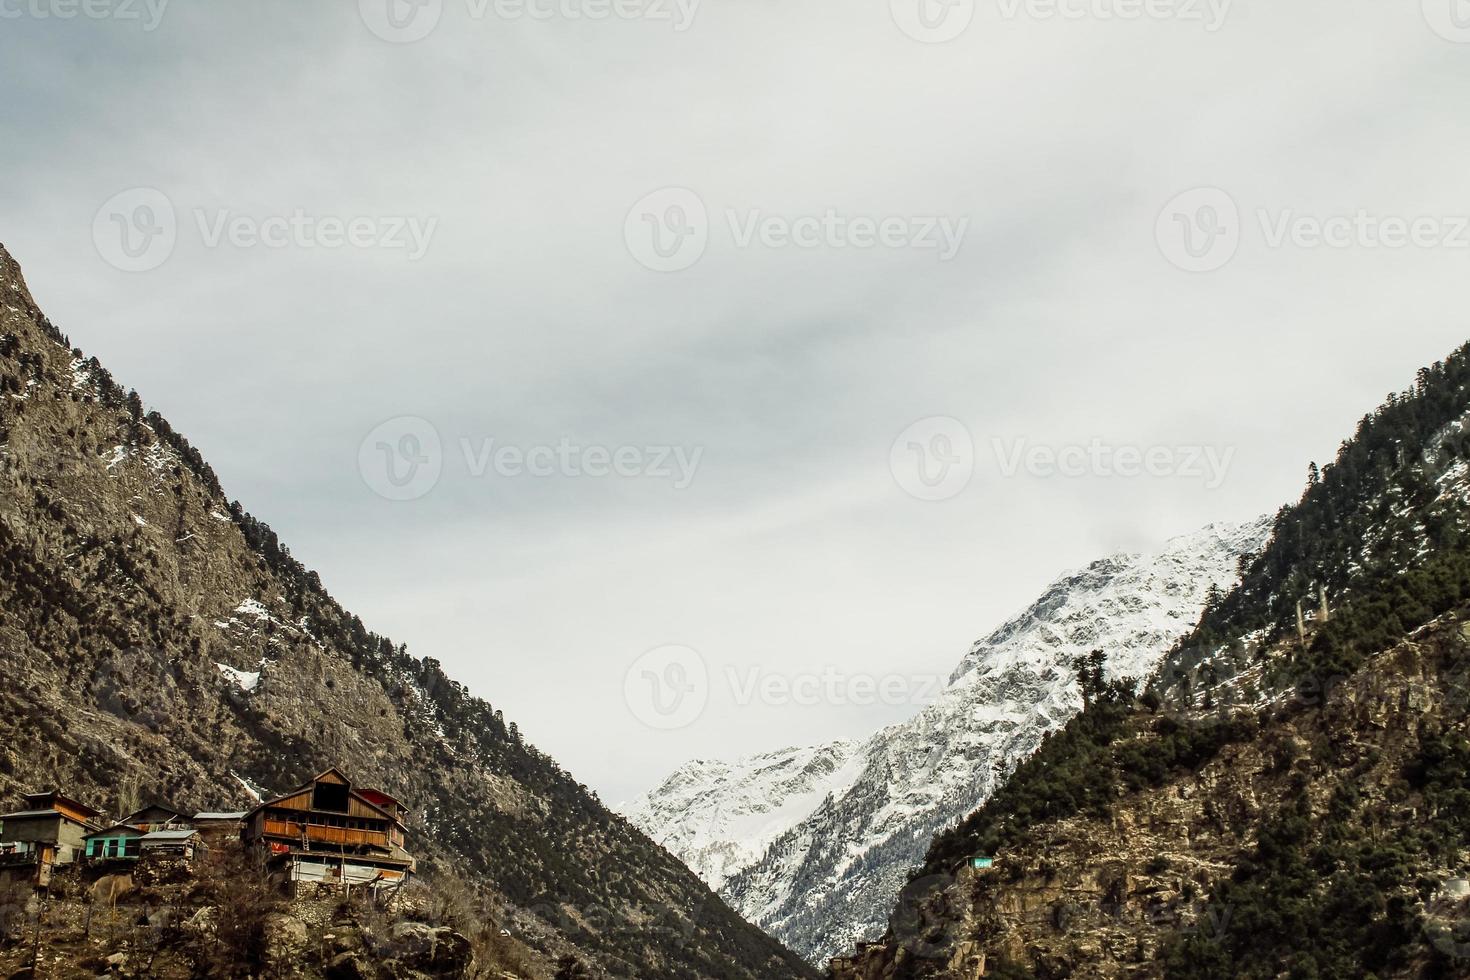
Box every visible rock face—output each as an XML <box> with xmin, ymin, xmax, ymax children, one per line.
<box><xmin>626</xmin><ymin>520</ymin><xmax>1270</xmax><ymax>964</ymax></box>
<box><xmin>825</xmin><ymin>344</ymin><xmax>1470</xmax><ymax>978</ymax></box>
<box><xmin>0</xmin><ymin>244</ymin><xmax>815</xmax><ymax>980</ymax></box>
<box><xmin>827</xmin><ymin>615</ymin><xmax>1470</xmax><ymax>980</ymax></box>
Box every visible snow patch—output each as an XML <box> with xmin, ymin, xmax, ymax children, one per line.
<box><xmin>625</xmin><ymin>516</ymin><xmax>1273</xmax><ymax>964</ymax></box>
<box><xmin>230</xmin><ymin>772</ymin><xmax>267</xmax><ymax>804</ymax></box>
<box><xmin>215</xmin><ymin>662</ymin><xmax>261</xmax><ymax>693</ymax></box>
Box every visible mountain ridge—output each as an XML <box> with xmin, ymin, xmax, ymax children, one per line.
<box><xmin>0</xmin><ymin>242</ymin><xmax>816</xmax><ymax>980</ymax></box>
<box><xmin>828</xmin><ymin>340</ymin><xmax>1470</xmax><ymax>979</ymax></box>
<box><xmin>626</xmin><ymin>517</ymin><xmax>1270</xmax><ymax>964</ymax></box>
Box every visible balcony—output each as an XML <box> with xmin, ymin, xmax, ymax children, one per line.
<box><xmin>261</xmin><ymin>818</ymin><xmax>388</xmax><ymax>849</ymax></box>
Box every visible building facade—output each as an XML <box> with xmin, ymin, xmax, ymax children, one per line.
<box><xmin>242</xmin><ymin>768</ymin><xmax>414</xmax><ymax>890</ymax></box>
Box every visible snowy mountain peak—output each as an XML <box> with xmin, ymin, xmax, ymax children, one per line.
<box><xmin>623</xmin><ymin>516</ymin><xmax>1271</xmax><ymax>964</ymax></box>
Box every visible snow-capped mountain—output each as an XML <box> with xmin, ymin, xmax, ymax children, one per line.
<box><xmin>623</xmin><ymin>518</ymin><xmax>1271</xmax><ymax>964</ymax></box>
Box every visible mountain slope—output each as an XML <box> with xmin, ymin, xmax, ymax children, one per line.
<box><xmin>830</xmin><ymin>342</ymin><xmax>1470</xmax><ymax>979</ymax></box>
<box><xmin>627</xmin><ymin>520</ymin><xmax>1270</xmax><ymax>964</ymax></box>
<box><xmin>0</xmin><ymin>243</ymin><xmax>816</xmax><ymax>980</ymax></box>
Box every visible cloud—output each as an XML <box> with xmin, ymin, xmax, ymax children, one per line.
<box><xmin>2</xmin><ymin>0</ymin><xmax>1467</xmax><ymax>802</ymax></box>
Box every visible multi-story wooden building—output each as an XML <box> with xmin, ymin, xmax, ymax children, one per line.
<box><xmin>0</xmin><ymin>791</ymin><xmax>104</xmax><ymax>886</ymax></box>
<box><xmin>241</xmin><ymin>768</ymin><xmax>413</xmax><ymax>890</ymax></box>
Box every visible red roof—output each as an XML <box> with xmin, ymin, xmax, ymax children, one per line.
<box><xmin>357</xmin><ymin>789</ymin><xmax>401</xmax><ymax>810</ymax></box>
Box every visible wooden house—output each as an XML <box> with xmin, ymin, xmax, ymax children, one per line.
<box><xmin>121</xmin><ymin>804</ymin><xmax>190</xmax><ymax>833</ymax></box>
<box><xmin>0</xmin><ymin>791</ymin><xmax>104</xmax><ymax>886</ymax></box>
<box><xmin>191</xmin><ymin>811</ymin><xmax>247</xmax><ymax>842</ymax></box>
<box><xmin>139</xmin><ymin>829</ymin><xmax>204</xmax><ymax>860</ymax></box>
<box><xmin>242</xmin><ymin>768</ymin><xmax>413</xmax><ymax>890</ymax></box>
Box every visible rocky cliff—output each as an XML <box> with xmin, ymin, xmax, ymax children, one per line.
<box><xmin>628</xmin><ymin>522</ymin><xmax>1270</xmax><ymax>964</ymax></box>
<box><xmin>827</xmin><ymin>342</ymin><xmax>1470</xmax><ymax>979</ymax></box>
<box><xmin>0</xmin><ymin>243</ymin><xmax>816</xmax><ymax>980</ymax></box>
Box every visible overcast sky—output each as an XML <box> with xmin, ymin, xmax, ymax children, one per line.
<box><xmin>2</xmin><ymin>0</ymin><xmax>1468</xmax><ymax>804</ymax></box>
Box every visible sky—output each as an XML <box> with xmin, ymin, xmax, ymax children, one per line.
<box><xmin>1</xmin><ymin>0</ymin><xmax>1468</xmax><ymax>804</ymax></box>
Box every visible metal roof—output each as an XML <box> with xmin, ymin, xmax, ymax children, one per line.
<box><xmin>193</xmin><ymin>812</ymin><xmax>246</xmax><ymax>820</ymax></box>
<box><xmin>140</xmin><ymin>830</ymin><xmax>200</xmax><ymax>841</ymax></box>
<box><xmin>82</xmin><ymin>824</ymin><xmax>144</xmax><ymax>839</ymax></box>
<box><xmin>0</xmin><ymin>809</ymin><xmax>61</xmax><ymax>820</ymax></box>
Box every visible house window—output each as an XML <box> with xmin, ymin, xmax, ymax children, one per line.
<box><xmin>106</xmin><ymin>839</ymin><xmax>120</xmax><ymax>858</ymax></box>
<box><xmin>312</xmin><ymin>782</ymin><xmax>350</xmax><ymax>812</ymax></box>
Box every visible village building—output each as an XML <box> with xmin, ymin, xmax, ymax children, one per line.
<box><xmin>120</xmin><ymin>804</ymin><xmax>191</xmax><ymax>833</ymax></box>
<box><xmin>0</xmin><ymin>791</ymin><xmax>104</xmax><ymax>886</ymax></box>
<box><xmin>191</xmin><ymin>811</ymin><xmax>246</xmax><ymax>842</ymax></box>
<box><xmin>139</xmin><ymin>828</ymin><xmax>205</xmax><ymax>860</ymax></box>
<box><xmin>242</xmin><ymin>768</ymin><xmax>414</xmax><ymax>891</ymax></box>
<box><xmin>82</xmin><ymin>823</ymin><xmax>146</xmax><ymax>862</ymax></box>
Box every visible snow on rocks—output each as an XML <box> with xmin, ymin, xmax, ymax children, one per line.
<box><xmin>624</xmin><ymin>517</ymin><xmax>1272</xmax><ymax>964</ymax></box>
<box><xmin>216</xmin><ymin>662</ymin><xmax>262</xmax><ymax>693</ymax></box>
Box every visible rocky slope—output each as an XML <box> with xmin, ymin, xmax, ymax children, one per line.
<box><xmin>626</xmin><ymin>521</ymin><xmax>1271</xmax><ymax>964</ymax></box>
<box><xmin>828</xmin><ymin>342</ymin><xmax>1470</xmax><ymax>979</ymax></box>
<box><xmin>0</xmin><ymin>243</ymin><xmax>816</xmax><ymax>980</ymax></box>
